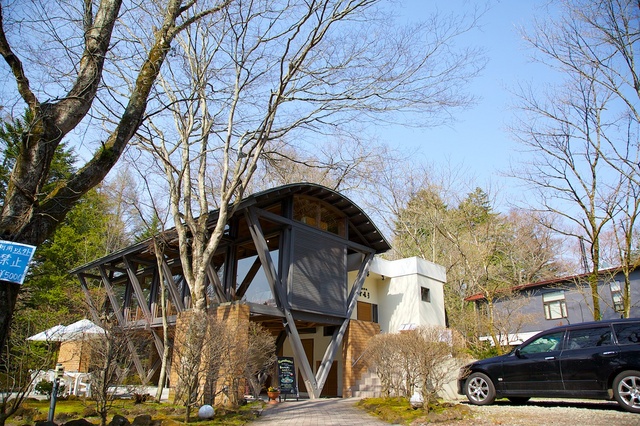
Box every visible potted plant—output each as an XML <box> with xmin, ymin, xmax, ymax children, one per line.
<box><xmin>267</xmin><ymin>386</ymin><xmax>280</xmax><ymax>403</ymax></box>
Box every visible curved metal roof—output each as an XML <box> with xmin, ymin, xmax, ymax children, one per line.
<box><xmin>239</xmin><ymin>183</ymin><xmax>391</xmax><ymax>253</ymax></box>
<box><xmin>71</xmin><ymin>183</ymin><xmax>390</xmax><ymax>274</ymax></box>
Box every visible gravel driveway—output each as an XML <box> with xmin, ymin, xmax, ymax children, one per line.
<box><xmin>437</xmin><ymin>398</ymin><xmax>639</xmax><ymax>426</ymax></box>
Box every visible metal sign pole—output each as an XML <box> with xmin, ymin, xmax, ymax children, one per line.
<box><xmin>47</xmin><ymin>363</ymin><xmax>64</xmax><ymax>422</ymax></box>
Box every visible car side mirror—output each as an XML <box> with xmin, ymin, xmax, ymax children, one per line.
<box><xmin>515</xmin><ymin>348</ymin><xmax>523</xmax><ymax>358</ymax></box>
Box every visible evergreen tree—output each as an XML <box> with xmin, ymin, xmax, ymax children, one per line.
<box><xmin>1</xmin><ymin>114</ymin><xmax>131</xmax><ymax>329</ymax></box>
<box><xmin>17</xmin><ymin>188</ymin><xmax>131</xmax><ymax>329</ymax></box>
<box><xmin>0</xmin><ymin>111</ymin><xmax>75</xmax><ymax>201</ymax></box>
<box><xmin>393</xmin><ymin>186</ymin><xmax>563</xmax><ymax>346</ymax></box>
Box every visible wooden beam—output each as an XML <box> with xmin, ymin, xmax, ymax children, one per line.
<box><xmin>316</xmin><ymin>252</ymin><xmax>374</xmax><ymax>392</ymax></box>
<box><xmin>235</xmin><ymin>257</ymin><xmax>262</xmax><ymax>299</ymax></box>
<box><xmin>161</xmin><ymin>260</ymin><xmax>185</xmax><ymax>313</ymax></box>
<box><xmin>245</xmin><ymin>302</ymin><xmax>285</xmax><ymax>317</ymax></box>
<box><xmin>77</xmin><ymin>273</ymin><xmax>103</xmax><ymax>325</ymax></box>
<box><xmin>98</xmin><ymin>266</ymin><xmax>147</xmax><ymax>381</ymax></box>
<box><xmin>288</xmin><ymin>310</ymin><xmax>344</xmax><ymax>325</ymax></box>
<box><xmin>206</xmin><ymin>264</ymin><xmax>229</xmax><ymax>303</ymax></box>
<box><xmin>99</xmin><ymin>266</ymin><xmax>127</xmax><ymax>326</ymax></box>
<box><xmin>151</xmin><ymin>328</ymin><xmax>165</xmax><ymax>361</ymax></box>
<box><xmin>123</xmin><ymin>256</ymin><xmax>153</xmax><ymax>325</ymax></box>
<box><xmin>144</xmin><ymin>357</ymin><xmax>162</xmax><ymax>384</ymax></box>
<box><xmin>245</xmin><ymin>207</ymin><xmax>321</xmax><ymax>399</ymax></box>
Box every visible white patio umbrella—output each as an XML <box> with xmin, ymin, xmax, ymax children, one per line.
<box><xmin>27</xmin><ymin>324</ymin><xmax>67</xmax><ymax>342</ymax></box>
<box><xmin>57</xmin><ymin>319</ymin><xmax>105</xmax><ymax>340</ymax></box>
<box><xmin>27</xmin><ymin>319</ymin><xmax>105</xmax><ymax>342</ymax></box>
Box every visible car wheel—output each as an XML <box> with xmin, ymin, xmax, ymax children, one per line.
<box><xmin>613</xmin><ymin>370</ymin><xmax>640</xmax><ymax>414</ymax></box>
<box><xmin>464</xmin><ymin>372</ymin><xmax>496</xmax><ymax>405</ymax></box>
<box><xmin>507</xmin><ymin>397</ymin><xmax>530</xmax><ymax>404</ymax></box>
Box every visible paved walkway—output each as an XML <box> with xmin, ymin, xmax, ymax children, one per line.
<box><xmin>251</xmin><ymin>397</ymin><xmax>391</xmax><ymax>425</ymax></box>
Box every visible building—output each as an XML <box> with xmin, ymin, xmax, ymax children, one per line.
<box><xmin>71</xmin><ymin>183</ymin><xmax>446</xmax><ymax>399</ymax></box>
<box><xmin>466</xmin><ymin>267</ymin><xmax>640</xmax><ymax>345</ymax></box>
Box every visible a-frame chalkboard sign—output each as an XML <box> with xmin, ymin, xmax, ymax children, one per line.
<box><xmin>276</xmin><ymin>356</ymin><xmax>298</xmax><ymax>400</ymax></box>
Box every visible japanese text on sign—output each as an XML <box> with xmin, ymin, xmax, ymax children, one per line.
<box><xmin>0</xmin><ymin>241</ymin><xmax>36</xmax><ymax>285</ymax></box>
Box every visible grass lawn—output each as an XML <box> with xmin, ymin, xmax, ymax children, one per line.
<box><xmin>6</xmin><ymin>397</ymin><xmax>264</xmax><ymax>425</ymax></box>
<box><xmin>356</xmin><ymin>397</ymin><xmax>473</xmax><ymax>425</ymax></box>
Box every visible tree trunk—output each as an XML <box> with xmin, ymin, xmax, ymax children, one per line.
<box><xmin>0</xmin><ymin>281</ymin><xmax>20</xmax><ymax>358</ymax></box>
<box><xmin>155</xmin><ymin>242</ymin><xmax>171</xmax><ymax>403</ymax></box>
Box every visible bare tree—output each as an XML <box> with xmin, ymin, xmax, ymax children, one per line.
<box><xmin>512</xmin><ymin>0</ymin><xmax>640</xmax><ymax>320</ymax></box>
<box><xmin>130</xmin><ymin>0</ymin><xmax>483</xmax><ymax>318</ymax></box>
<box><xmin>0</xmin><ymin>322</ymin><xmax>56</xmax><ymax>426</ymax></box>
<box><xmin>243</xmin><ymin>323</ymin><xmax>276</xmax><ymax>400</ymax></box>
<box><xmin>602</xmin><ymin>125</ymin><xmax>640</xmax><ymax>318</ymax></box>
<box><xmin>85</xmin><ymin>317</ymin><xmax>140</xmax><ymax>426</ymax></box>
<box><xmin>364</xmin><ymin>326</ymin><xmax>465</xmax><ymax>412</ymax></box>
<box><xmin>0</xmin><ymin>0</ymin><xmax>232</xmax><ymax>350</ymax></box>
<box><xmin>491</xmin><ymin>295</ymin><xmax>537</xmax><ymax>347</ymax></box>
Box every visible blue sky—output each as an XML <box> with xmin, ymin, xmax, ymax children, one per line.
<box><xmin>385</xmin><ymin>0</ymin><xmax>558</xmax><ymax>204</ymax></box>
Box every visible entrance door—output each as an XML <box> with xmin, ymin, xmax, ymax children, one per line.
<box><xmin>298</xmin><ymin>339</ymin><xmax>314</xmax><ymax>393</ymax></box>
<box><xmin>357</xmin><ymin>301</ymin><xmax>372</xmax><ymax>322</ymax></box>
<box><xmin>316</xmin><ymin>361</ymin><xmax>338</xmax><ymax>397</ymax></box>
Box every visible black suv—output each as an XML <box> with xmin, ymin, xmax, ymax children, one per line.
<box><xmin>458</xmin><ymin>318</ymin><xmax>640</xmax><ymax>413</ymax></box>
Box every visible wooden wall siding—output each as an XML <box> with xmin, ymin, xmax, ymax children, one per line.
<box><xmin>57</xmin><ymin>340</ymin><xmax>91</xmax><ymax>373</ymax></box>
<box><xmin>290</xmin><ymin>227</ymin><xmax>347</xmax><ymax>317</ymax></box>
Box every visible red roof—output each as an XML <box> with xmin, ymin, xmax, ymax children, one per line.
<box><xmin>464</xmin><ymin>265</ymin><xmax>630</xmax><ymax>302</ymax></box>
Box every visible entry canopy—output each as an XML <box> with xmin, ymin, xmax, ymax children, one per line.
<box><xmin>27</xmin><ymin>319</ymin><xmax>105</xmax><ymax>342</ymax></box>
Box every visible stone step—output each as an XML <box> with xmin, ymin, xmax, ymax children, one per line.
<box><xmin>352</xmin><ymin>390</ymin><xmax>380</xmax><ymax>398</ymax></box>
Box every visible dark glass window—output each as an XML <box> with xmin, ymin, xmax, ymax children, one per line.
<box><xmin>421</xmin><ymin>287</ymin><xmax>431</xmax><ymax>303</ymax></box>
<box><xmin>324</xmin><ymin>326</ymin><xmax>337</xmax><ymax>336</ymax></box>
<box><xmin>293</xmin><ymin>196</ymin><xmax>346</xmax><ymax>237</ymax></box>
<box><xmin>566</xmin><ymin>326</ymin><xmax>612</xmax><ymax>350</ymax></box>
<box><xmin>520</xmin><ymin>331</ymin><xmax>564</xmax><ymax>354</ymax></box>
<box><xmin>613</xmin><ymin>322</ymin><xmax>640</xmax><ymax>345</ymax></box>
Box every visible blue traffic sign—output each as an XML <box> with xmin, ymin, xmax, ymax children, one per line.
<box><xmin>0</xmin><ymin>240</ymin><xmax>36</xmax><ymax>284</ymax></box>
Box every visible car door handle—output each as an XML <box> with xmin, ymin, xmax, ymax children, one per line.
<box><xmin>545</xmin><ymin>356</ymin><xmax>556</xmax><ymax>360</ymax></box>
<box><xmin>601</xmin><ymin>351</ymin><xmax>618</xmax><ymax>357</ymax></box>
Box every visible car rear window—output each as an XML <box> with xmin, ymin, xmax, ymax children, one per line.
<box><xmin>613</xmin><ymin>322</ymin><xmax>640</xmax><ymax>345</ymax></box>
<box><xmin>566</xmin><ymin>326</ymin><xmax>612</xmax><ymax>349</ymax></box>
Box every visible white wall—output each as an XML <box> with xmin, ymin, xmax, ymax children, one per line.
<box><xmin>359</xmin><ymin>256</ymin><xmax>446</xmax><ymax>333</ymax></box>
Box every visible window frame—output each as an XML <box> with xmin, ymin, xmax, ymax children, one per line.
<box><xmin>421</xmin><ymin>287</ymin><xmax>431</xmax><ymax>303</ymax></box>
<box><xmin>542</xmin><ymin>291</ymin><xmax>568</xmax><ymax>320</ymax></box>
<box><xmin>610</xmin><ymin>281</ymin><xmax>624</xmax><ymax>312</ymax></box>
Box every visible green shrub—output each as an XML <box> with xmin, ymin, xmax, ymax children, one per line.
<box><xmin>34</xmin><ymin>379</ymin><xmax>66</xmax><ymax>398</ymax></box>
